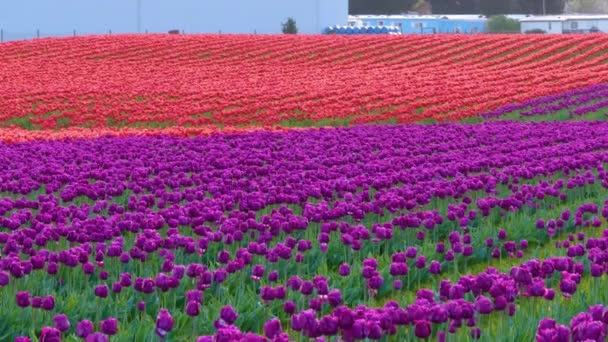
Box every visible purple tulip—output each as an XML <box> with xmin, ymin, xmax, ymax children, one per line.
<box><xmin>0</xmin><ymin>271</ymin><xmax>9</xmax><ymax>287</ymax></box>
<box><xmin>155</xmin><ymin>309</ymin><xmax>174</xmax><ymax>337</ymax></box>
<box><xmin>251</xmin><ymin>264</ymin><xmax>265</xmax><ymax>280</ymax></box>
<box><xmin>415</xmin><ymin>256</ymin><xmax>426</xmax><ymax>269</ymax></box>
<box><xmin>498</xmin><ymin>229</ymin><xmax>507</xmax><ymax>240</ymax></box>
<box><xmin>475</xmin><ymin>296</ymin><xmax>493</xmax><ymax>314</ymax></box>
<box><xmin>186</xmin><ymin>289</ymin><xmax>203</xmax><ymax>304</ymax></box>
<box><xmin>39</xmin><ymin>327</ymin><xmax>61</xmax><ymax>342</ymax></box>
<box><xmin>220</xmin><ymin>305</ymin><xmax>238</xmax><ymax>325</ymax></box>
<box><xmin>436</xmin><ymin>242</ymin><xmax>445</xmax><ymax>254</ymax></box>
<box><xmin>283</xmin><ymin>301</ymin><xmax>296</xmax><ymax>315</ymax></box>
<box><xmin>112</xmin><ymin>282</ymin><xmax>122</xmax><ymax>294</ymax></box>
<box><xmin>76</xmin><ymin>320</ymin><xmax>94</xmax><ymax>338</ymax></box>
<box><xmin>338</xmin><ymin>264</ymin><xmax>351</xmax><ymax>277</ymax></box>
<box><xmin>32</xmin><ymin>296</ymin><xmax>42</xmax><ymax>308</ymax></box>
<box><xmin>100</xmin><ymin>318</ymin><xmax>118</xmax><ymax>335</ymax></box>
<box><xmin>301</xmin><ymin>281</ymin><xmax>314</xmax><ymax>296</ymax></box>
<box><xmin>414</xmin><ymin>320</ymin><xmax>431</xmax><ymax>338</ymax></box>
<box><xmin>119</xmin><ymin>273</ymin><xmax>132</xmax><ymax>287</ymax></box>
<box><xmin>429</xmin><ymin>260</ymin><xmax>442</xmax><ymax>274</ymax></box>
<box><xmin>85</xmin><ymin>333</ymin><xmax>109</xmax><ymax>342</ymax></box>
<box><xmin>53</xmin><ymin>314</ymin><xmax>71</xmax><ymax>332</ymax></box>
<box><xmin>263</xmin><ymin>318</ymin><xmax>282</xmax><ymax>339</ymax></box>
<box><xmin>16</xmin><ymin>291</ymin><xmax>30</xmax><ymax>308</ymax></box>
<box><xmin>186</xmin><ymin>300</ymin><xmax>200</xmax><ymax>317</ymax></box>
<box><xmin>41</xmin><ymin>296</ymin><xmax>55</xmax><ymax>311</ymax></box>
<box><xmin>94</xmin><ymin>285</ymin><xmax>109</xmax><ymax>298</ymax></box>
<box><xmin>82</xmin><ymin>262</ymin><xmax>95</xmax><ymax>275</ymax></box>
<box><xmin>327</xmin><ymin>289</ymin><xmax>343</xmax><ymax>306</ymax></box>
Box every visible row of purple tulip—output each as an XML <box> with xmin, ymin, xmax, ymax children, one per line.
<box><xmin>479</xmin><ymin>83</ymin><xmax>608</xmax><ymax>119</ymax></box>
<box><xmin>0</xmin><ymin>122</ymin><xmax>607</xmax><ymax>340</ymax></box>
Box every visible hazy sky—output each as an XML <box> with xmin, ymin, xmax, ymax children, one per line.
<box><xmin>0</xmin><ymin>0</ymin><xmax>348</xmax><ymax>40</ymax></box>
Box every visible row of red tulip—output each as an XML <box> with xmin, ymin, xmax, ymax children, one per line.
<box><xmin>1</xmin><ymin>34</ymin><xmax>608</xmax><ymax>134</ymax></box>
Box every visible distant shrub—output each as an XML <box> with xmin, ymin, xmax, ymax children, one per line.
<box><xmin>525</xmin><ymin>29</ymin><xmax>547</xmax><ymax>34</ymax></box>
<box><xmin>282</xmin><ymin>17</ymin><xmax>298</xmax><ymax>34</ymax></box>
<box><xmin>487</xmin><ymin>15</ymin><xmax>521</xmax><ymax>33</ymax></box>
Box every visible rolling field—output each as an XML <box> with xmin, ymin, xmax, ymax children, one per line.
<box><xmin>0</xmin><ymin>34</ymin><xmax>607</xmax><ymax>341</ymax></box>
<box><xmin>1</xmin><ymin>34</ymin><xmax>608</xmax><ymax>140</ymax></box>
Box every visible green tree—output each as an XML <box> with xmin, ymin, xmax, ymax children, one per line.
<box><xmin>480</xmin><ymin>0</ymin><xmax>513</xmax><ymax>15</ymax></box>
<box><xmin>349</xmin><ymin>0</ymin><xmax>417</xmax><ymax>14</ymax></box>
<box><xmin>516</xmin><ymin>0</ymin><xmax>565</xmax><ymax>14</ymax></box>
<box><xmin>282</xmin><ymin>17</ymin><xmax>298</xmax><ymax>34</ymax></box>
<box><xmin>567</xmin><ymin>0</ymin><xmax>608</xmax><ymax>13</ymax></box>
<box><xmin>430</xmin><ymin>0</ymin><xmax>480</xmax><ymax>13</ymax></box>
<box><xmin>487</xmin><ymin>15</ymin><xmax>521</xmax><ymax>32</ymax></box>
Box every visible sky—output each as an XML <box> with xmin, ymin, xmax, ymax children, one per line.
<box><xmin>0</xmin><ymin>0</ymin><xmax>348</xmax><ymax>41</ymax></box>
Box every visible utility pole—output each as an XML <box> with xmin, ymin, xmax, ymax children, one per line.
<box><xmin>542</xmin><ymin>0</ymin><xmax>546</xmax><ymax>15</ymax></box>
<box><xmin>137</xmin><ymin>0</ymin><xmax>142</xmax><ymax>33</ymax></box>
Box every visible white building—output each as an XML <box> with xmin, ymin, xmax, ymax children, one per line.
<box><xmin>520</xmin><ymin>15</ymin><xmax>608</xmax><ymax>34</ymax></box>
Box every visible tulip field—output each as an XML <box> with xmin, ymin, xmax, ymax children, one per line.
<box><xmin>1</xmin><ymin>34</ymin><xmax>608</xmax><ymax>342</ymax></box>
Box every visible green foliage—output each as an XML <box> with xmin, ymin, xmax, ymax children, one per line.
<box><xmin>349</xmin><ymin>0</ymin><xmax>419</xmax><ymax>15</ymax></box>
<box><xmin>487</xmin><ymin>15</ymin><xmax>521</xmax><ymax>33</ymax></box>
<box><xmin>281</xmin><ymin>17</ymin><xmax>298</xmax><ymax>34</ymax></box>
<box><xmin>525</xmin><ymin>28</ymin><xmax>547</xmax><ymax>34</ymax></box>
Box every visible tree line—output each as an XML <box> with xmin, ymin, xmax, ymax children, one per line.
<box><xmin>349</xmin><ymin>0</ymin><xmax>568</xmax><ymax>16</ymax></box>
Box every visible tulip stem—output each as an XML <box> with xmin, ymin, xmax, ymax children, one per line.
<box><xmin>32</xmin><ymin>307</ymin><xmax>37</xmax><ymax>331</ymax></box>
<box><xmin>192</xmin><ymin>316</ymin><xmax>196</xmax><ymax>339</ymax></box>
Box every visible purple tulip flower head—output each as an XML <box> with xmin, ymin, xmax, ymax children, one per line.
<box><xmin>39</xmin><ymin>327</ymin><xmax>61</xmax><ymax>342</ymax></box>
<box><xmin>251</xmin><ymin>264</ymin><xmax>265</xmax><ymax>281</ymax></box>
<box><xmin>112</xmin><ymin>282</ymin><xmax>122</xmax><ymax>294</ymax></box>
<box><xmin>327</xmin><ymin>289</ymin><xmax>343</xmax><ymax>307</ymax></box>
<box><xmin>41</xmin><ymin>295</ymin><xmax>55</xmax><ymax>311</ymax></box>
<box><xmin>76</xmin><ymin>319</ymin><xmax>95</xmax><ymax>338</ymax></box>
<box><xmin>100</xmin><ymin>317</ymin><xmax>118</xmax><ymax>335</ymax></box>
<box><xmin>219</xmin><ymin>305</ymin><xmax>238</xmax><ymax>325</ymax></box>
<box><xmin>0</xmin><ymin>271</ymin><xmax>10</xmax><ymax>287</ymax></box>
<box><xmin>84</xmin><ymin>333</ymin><xmax>109</xmax><ymax>342</ymax></box>
<box><xmin>155</xmin><ymin>309</ymin><xmax>174</xmax><ymax>338</ymax></box>
<box><xmin>283</xmin><ymin>301</ymin><xmax>296</xmax><ymax>315</ymax></box>
<box><xmin>338</xmin><ymin>263</ymin><xmax>351</xmax><ymax>277</ymax></box>
<box><xmin>498</xmin><ymin>229</ymin><xmax>507</xmax><ymax>240</ymax></box>
<box><xmin>16</xmin><ymin>291</ymin><xmax>30</xmax><ymax>308</ymax></box>
<box><xmin>475</xmin><ymin>296</ymin><xmax>493</xmax><ymax>315</ymax></box>
<box><xmin>119</xmin><ymin>273</ymin><xmax>132</xmax><ymax>287</ymax></box>
<box><xmin>263</xmin><ymin>318</ymin><xmax>282</xmax><ymax>339</ymax></box>
<box><xmin>94</xmin><ymin>284</ymin><xmax>109</xmax><ymax>298</ymax></box>
<box><xmin>471</xmin><ymin>327</ymin><xmax>481</xmax><ymax>339</ymax></box>
<box><xmin>53</xmin><ymin>314</ymin><xmax>71</xmax><ymax>332</ymax></box>
<box><xmin>429</xmin><ymin>260</ymin><xmax>442</xmax><ymax>275</ymax></box>
<box><xmin>186</xmin><ymin>300</ymin><xmax>200</xmax><ymax>317</ymax></box>
<box><xmin>436</xmin><ymin>242</ymin><xmax>445</xmax><ymax>254</ymax></box>
<box><xmin>186</xmin><ymin>289</ymin><xmax>203</xmax><ymax>304</ymax></box>
<box><xmin>414</xmin><ymin>320</ymin><xmax>431</xmax><ymax>338</ymax></box>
